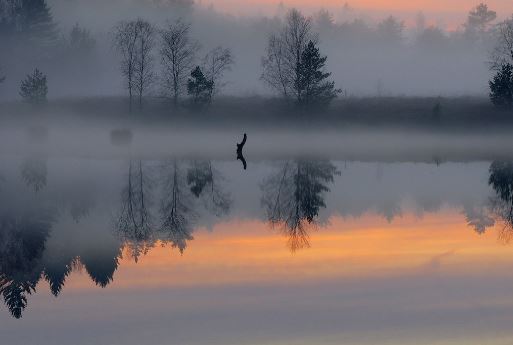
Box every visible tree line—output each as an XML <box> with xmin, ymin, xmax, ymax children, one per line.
<box><xmin>2</xmin><ymin>0</ymin><xmax>513</xmax><ymax>111</ymax></box>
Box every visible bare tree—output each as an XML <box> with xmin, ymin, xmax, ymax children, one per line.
<box><xmin>490</xmin><ymin>17</ymin><xmax>513</xmax><ymax>70</ymax></box>
<box><xmin>134</xmin><ymin>19</ymin><xmax>156</xmax><ymax>110</ymax></box>
<box><xmin>160</xmin><ymin>20</ymin><xmax>199</xmax><ymax>107</ymax></box>
<box><xmin>114</xmin><ymin>19</ymin><xmax>156</xmax><ymax>111</ymax></box>
<box><xmin>203</xmin><ymin>46</ymin><xmax>234</xmax><ymax>99</ymax></box>
<box><xmin>262</xmin><ymin>34</ymin><xmax>290</xmax><ymax>98</ymax></box>
<box><xmin>261</xmin><ymin>9</ymin><xmax>317</xmax><ymax>103</ymax></box>
<box><xmin>113</xmin><ymin>20</ymin><xmax>139</xmax><ymax>112</ymax></box>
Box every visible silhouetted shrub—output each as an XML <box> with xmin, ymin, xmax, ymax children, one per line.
<box><xmin>20</xmin><ymin>69</ymin><xmax>48</xmax><ymax>105</ymax></box>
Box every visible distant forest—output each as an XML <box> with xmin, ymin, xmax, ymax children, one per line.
<box><xmin>0</xmin><ymin>0</ymin><xmax>513</xmax><ymax>112</ymax></box>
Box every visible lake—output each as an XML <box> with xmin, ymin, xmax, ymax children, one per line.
<box><xmin>1</xmin><ymin>127</ymin><xmax>513</xmax><ymax>345</ymax></box>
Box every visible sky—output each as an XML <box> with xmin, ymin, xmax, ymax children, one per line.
<box><xmin>198</xmin><ymin>0</ymin><xmax>512</xmax><ymax>27</ymax></box>
<box><xmin>201</xmin><ymin>0</ymin><xmax>512</xmax><ymax>14</ymax></box>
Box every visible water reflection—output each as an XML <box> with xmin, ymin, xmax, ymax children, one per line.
<box><xmin>4</xmin><ymin>157</ymin><xmax>513</xmax><ymax>319</ymax></box>
<box><xmin>489</xmin><ymin>161</ymin><xmax>513</xmax><ymax>242</ymax></box>
<box><xmin>261</xmin><ymin>160</ymin><xmax>340</xmax><ymax>252</ymax></box>
<box><xmin>0</xmin><ymin>208</ymin><xmax>53</xmax><ymax>318</ymax></box>
<box><xmin>20</xmin><ymin>156</ymin><xmax>48</xmax><ymax>193</ymax></box>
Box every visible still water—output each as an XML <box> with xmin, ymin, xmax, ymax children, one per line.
<box><xmin>1</xmin><ymin>151</ymin><xmax>513</xmax><ymax>344</ymax></box>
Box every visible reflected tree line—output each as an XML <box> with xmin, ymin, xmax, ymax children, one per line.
<box><xmin>0</xmin><ymin>157</ymin><xmax>233</xmax><ymax>319</ymax></box>
<box><xmin>6</xmin><ymin>157</ymin><xmax>513</xmax><ymax>319</ymax></box>
<box><xmin>116</xmin><ymin>159</ymin><xmax>231</xmax><ymax>260</ymax></box>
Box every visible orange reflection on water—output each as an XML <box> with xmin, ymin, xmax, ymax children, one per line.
<box><xmin>61</xmin><ymin>210</ymin><xmax>513</xmax><ymax>292</ymax></box>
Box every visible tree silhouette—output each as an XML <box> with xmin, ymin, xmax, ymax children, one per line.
<box><xmin>377</xmin><ymin>16</ymin><xmax>404</xmax><ymax>44</ymax></box>
<box><xmin>20</xmin><ymin>156</ymin><xmax>47</xmax><ymax>192</ymax></box>
<box><xmin>67</xmin><ymin>23</ymin><xmax>96</xmax><ymax>54</ymax></box>
<box><xmin>43</xmin><ymin>256</ymin><xmax>78</xmax><ymax>297</ymax></box>
<box><xmin>489</xmin><ymin>63</ymin><xmax>513</xmax><ymax>108</ymax></box>
<box><xmin>81</xmin><ymin>248</ymin><xmax>121</xmax><ymax>288</ymax></box>
<box><xmin>465</xmin><ymin>3</ymin><xmax>496</xmax><ymax>39</ymax></box>
<box><xmin>0</xmin><ymin>210</ymin><xmax>52</xmax><ymax>318</ymax></box>
<box><xmin>261</xmin><ymin>160</ymin><xmax>339</xmax><ymax>252</ymax></box>
<box><xmin>19</xmin><ymin>68</ymin><xmax>48</xmax><ymax>104</ymax></box>
<box><xmin>160</xmin><ymin>161</ymin><xmax>195</xmax><ymax>253</ymax></box>
<box><xmin>186</xmin><ymin>160</ymin><xmax>231</xmax><ymax>216</ymax></box>
<box><xmin>116</xmin><ymin>160</ymin><xmax>154</xmax><ymax>261</ymax></box>
<box><xmin>202</xmin><ymin>46</ymin><xmax>233</xmax><ymax>100</ymax></box>
<box><xmin>297</xmin><ymin>41</ymin><xmax>340</xmax><ymax>107</ymax></box>
<box><xmin>490</xmin><ymin>17</ymin><xmax>513</xmax><ymax>70</ymax></box>
<box><xmin>489</xmin><ymin>161</ymin><xmax>513</xmax><ymax>242</ymax></box>
<box><xmin>133</xmin><ymin>19</ymin><xmax>156</xmax><ymax>110</ymax></box>
<box><xmin>2</xmin><ymin>0</ymin><xmax>58</xmax><ymax>53</ymax></box>
<box><xmin>187</xmin><ymin>66</ymin><xmax>213</xmax><ymax>107</ymax></box>
<box><xmin>160</xmin><ymin>20</ymin><xmax>199</xmax><ymax>107</ymax></box>
<box><xmin>262</xmin><ymin>9</ymin><xmax>319</xmax><ymax>104</ymax></box>
<box><xmin>114</xmin><ymin>19</ymin><xmax>156</xmax><ymax>112</ymax></box>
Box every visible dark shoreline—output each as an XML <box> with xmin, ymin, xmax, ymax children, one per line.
<box><xmin>1</xmin><ymin>96</ymin><xmax>513</xmax><ymax>133</ymax></box>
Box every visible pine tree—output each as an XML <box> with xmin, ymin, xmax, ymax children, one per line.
<box><xmin>187</xmin><ymin>66</ymin><xmax>213</xmax><ymax>107</ymax></box>
<box><xmin>17</xmin><ymin>0</ymin><xmax>58</xmax><ymax>50</ymax></box>
<box><xmin>489</xmin><ymin>63</ymin><xmax>513</xmax><ymax>108</ymax></box>
<box><xmin>297</xmin><ymin>41</ymin><xmax>340</xmax><ymax>107</ymax></box>
<box><xmin>19</xmin><ymin>68</ymin><xmax>47</xmax><ymax>104</ymax></box>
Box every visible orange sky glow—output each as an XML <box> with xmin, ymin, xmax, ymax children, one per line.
<box><xmin>198</xmin><ymin>0</ymin><xmax>512</xmax><ymax>28</ymax></box>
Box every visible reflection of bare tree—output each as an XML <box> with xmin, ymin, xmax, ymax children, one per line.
<box><xmin>20</xmin><ymin>157</ymin><xmax>47</xmax><ymax>193</ymax></box>
<box><xmin>187</xmin><ymin>160</ymin><xmax>231</xmax><ymax>217</ymax></box>
<box><xmin>463</xmin><ymin>205</ymin><xmax>495</xmax><ymax>235</ymax></box>
<box><xmin>116</xmin><ymin>160</ymin><xmax>154</xmax><ymax>261</ymax></box>
<box><xmin>489</xmin><ymin>161</ymin><xmax>513</xmax><ymax>242</ymax></box>
<box><xmin>0</xmin><ymin>211</ymin><xmax>53</xmax><ymax>318</ymax></box>
<box><xmin>262</xmin><ymin>160</ymin><xmax>339</xmax><ymax>252</ymax></box>
<box><xmin>161</xmin><ymin>161</ymin><xmax>195</xmax><ymax>253</ymax></box>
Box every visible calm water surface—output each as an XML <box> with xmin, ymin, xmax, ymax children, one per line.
<box><xmin>2</xmin><ymin>150</ymin><xmax>513</xmax><ymax>345</ymax></box>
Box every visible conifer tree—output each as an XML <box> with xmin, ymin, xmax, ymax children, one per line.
<box><xmin>18</xmin><ymin>0</ymin><xmax>58</xmax><ymax>49</ymax></box>
<box><xmin>19</xmin><ymin>68</ymin><xmax>48</xmax><ymax>104</ymax></box>
<box><xmin>489</xmin><ymin>63</ymin><xmax>513</xmax><ymax>108</ymax></box>
<box><xmin>297</xmin><ymin>41</ymin><xmax>340</xmax><ymax>107</ymax></box>
<box><xmin>187</xmin><ymin>66</ymin><xmax>213</xmax><ymax>107</ymax></box>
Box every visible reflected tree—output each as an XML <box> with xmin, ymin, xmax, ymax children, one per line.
<box><xmin>81</xmin><ymin>247</ymin><xmax>121</xmax><ymax>288</ymax></box>
<box><xmin>116</xmin><ymin>160</ymin><xmax>154</xmax><ymax>261</ymax></box>
<box><xmin>0</xmin><ymin>210</ymin><xmax>53</xmax><ymax>318</ymax></box>
<box><xmin>261</xmin><ymin>160</ymin><xmax>340</xmax><ymax>252</ymax></box>
<box><xmin>463</xmin><ymin>204</ymin><xmax>495</xmax><ymax>235</ymax></box>
<box><xmin>43</xmin><ymin>256</ymin><xmax>79</xmax><ymax>296</ymax></box>
<box><xmin>20</xmin><ymin>156</ymin><xmax>47</xmax><ymax>193</ymax></box>
<box><xmin>489</xmin><ymin>161</ymin><xmax>513</xmax><ymax>242</ymax></box>
<box><xmin>160</xmin><ymin>161</ymin><xmax>195</xmax><ymax>253</ymax></box>
<box><xmin>187</xmin><ymin>160</ymin><xmax>231</xmax><ymax>217</ymax></box>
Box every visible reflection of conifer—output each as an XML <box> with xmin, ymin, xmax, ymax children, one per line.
<box><xmin>43</xmin><ymin>257</ymin><xmax>79</xmax><ymax>297</ymax></box>
<box><xmin>81</xmin><ymin>247</ymin><xmax>121</xmax><ymax>288</ymax></box>
<box><xmin>0</xmin><ymin>211</ymin><xmax>52</xmax><ymax>318</ymax></box>
<box><xmin>0</xmin><ymin>279</ymin><xmax>38</xmax><ymax>319</ymax></box>
<box><xmin>489</xmin><ymin>161</ymin><xmax>513</xmax><ymax>242</ymax></box>
<box><xmin>262</xmin><ymin>160</ymin><xmax>339</xmax><ymax>252</ymax></box>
